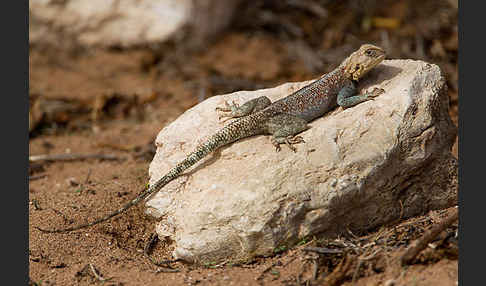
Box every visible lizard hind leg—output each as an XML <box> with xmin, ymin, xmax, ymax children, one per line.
<box><xmin>266</xmin><ymin>114</ymin><xmax>308</xmax><ymax>152</ymax></box>
<box><xmin>216</xmin><ymin>96</ymin><xmax>271</xmax><ymax>121</ymax></box>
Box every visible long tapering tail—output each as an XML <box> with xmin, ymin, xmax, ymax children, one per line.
<box><xmin>36</xmin><ymin>117</ymin><xmax>263</xmax><ymax>233</ymax></box>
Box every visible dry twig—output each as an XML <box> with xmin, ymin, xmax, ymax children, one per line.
<box><xmin>351</xmin><ymin>249</ymin><xmax>381</xmax><ymax>283</ymax></box>
<box><xmin>29</xmin><ymin>153</ymin><xmax>121</xmax><ymax>162</ymax></box>
<box><xmin>256</xmin><ymin>262</ymin><xmax>279</xmax><ymax>281</ymax></box>
<box><xmin>323</xmin><ymin>254</ymin><xmax>355</xmax><ymax>286</ymax></box>
<box><xmin>29</xmin><ymin>174</ymin><xmax>48</xmax><ymax>181</ymax></box>
<box><xmin>88</xmin><ymin>263</ymin><xmax>109</xmax><ymax>282</ymax></box>
<box><xmin>303</xmin><ymin>246</ymin><xmax>343</xmax><ymax>255</ymax></box>
<box><xmin>31</xmin><ymin>199</ymin><xmax>42</xmax><ymax>210</ymax></box>
<box><xmin>311</xmin><ymin>259</ymin><xmax>319</xmax><ymax>280</ymax></box>
<box><xmin>401</xmin><ymin>208</ymin><xmax>458</xmax><ymax>265</ymax></box>
<box><xmin>144</xmin><ymin>233</ymin><xmax>180</xmax><ymax>272</ymax></box>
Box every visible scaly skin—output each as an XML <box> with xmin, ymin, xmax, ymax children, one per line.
<box><xmin>36</xmin><ymin>44</ymin><xmax>386</xmax><ymax>233</ymax></box>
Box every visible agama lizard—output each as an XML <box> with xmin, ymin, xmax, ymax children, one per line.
<box><xmin>36</xmin><ymin>44</ymin><xmax>386</xmax><ymax>233</ymax></box>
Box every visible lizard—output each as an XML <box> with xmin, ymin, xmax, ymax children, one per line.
<box><xmin>36</xmin><ymin>44</ymin><xmax>386</xmax><ymax>233</ymax></box>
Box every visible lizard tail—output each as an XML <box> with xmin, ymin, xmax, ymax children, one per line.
<box><xmin>36</xmin><ymin>116</ymin><xmax>264</xmax><ymax>233</ymax></box>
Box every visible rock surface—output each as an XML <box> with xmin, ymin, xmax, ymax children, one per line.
<box><xmin>146</xmin><ymin>59</ymin><xmax>458</xmax><ymax>264</ymax></box>
<box><xmin>29</xmin><ymin>0</ymin><xmax>240</xmax><ymax>48</ymax></box>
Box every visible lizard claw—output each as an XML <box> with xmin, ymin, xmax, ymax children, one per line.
<box><xmin>285</xmin><ymin>135</ymin><xmax>305</xmax><ymax>152</ymax></box>
<box><xmin>218</xmin><ymin>116</ymin><xmax>233</xmax><ymax>123</ymax></box>
<box><xmin>288</xmin><ymin>135</ymin><xmax>305</xmax><ymax>144</ymax></box>
<box><xmin>271</xmin><ymin>138</ymin><xmax>282</xmax><ymax>152</ymax></box>
<box><xmin>367</xmin><ymin>87</ymin><xmax>385</xmax><ymax>99</ymax></box>
<box><xmin>216</xmin><ymin>100</ymin><xmax>241</xmax><ymax>123</ymax></box>
<box><xmin>215</xmin><ymin>100</ymin><xmax>231</xmax><ymax>112</ymax></box>
<box><xmin>288</xmin><ymin>144</ymin><xmax>297</xmax><ymax>152</ymax></box>
<box><xmin>271</xmin><ymin>136</ymin><xmax>305</xmax><ymax>152</ymax></box>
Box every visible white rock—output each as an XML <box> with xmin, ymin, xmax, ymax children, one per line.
<box><xmin>146</xmin><ymin>59</ymin><xmax>457</xmax><ymax>263</ymax></box>
<box><xmin>29</xmin><ymin>0</ymin><xmax>240</xmax><ymax>48</ymax></box>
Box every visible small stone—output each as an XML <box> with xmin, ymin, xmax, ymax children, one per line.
<box><xmin>66</xmin><ymin>177</ymin><xmax>79</xmax><ymax>187</ymax></box>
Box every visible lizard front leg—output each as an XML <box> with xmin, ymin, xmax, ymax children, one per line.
<box><xmin>265</xmin><ymin>113</ymin><xmax>308</xmax><ymax>152</ymax></box>
<box><xmin>337</xmin><ymin>80</ymin><xmax>384</xmax><ymax>109</ymax></box>
<box><xmin>216</xmin><ymin>96</ymin><xmax>272</xmax><ymax>121</ymax></box>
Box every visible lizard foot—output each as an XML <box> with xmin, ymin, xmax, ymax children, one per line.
<box><xmin>271</xmin><ymin>135</ymin><xmax>305</xmax><ymax>152</ymax></box>
<box><xmin>366</xmin><ymin>87</ymin><xmax>385</xmax><ymax>99</ymax></box>
<box><xmin>217</xmin><ymin>116</ymin><xmax>233</xmax><ymax>123</ymax></box>
<box><xmin>285</xmin><ymin>135</ymin><xmax>305</xmax><ymax>152</ymax></box>
<box><xmin>215</xmin><ymin>100</ymin><xmax>239</xmax><ymax>112</ymax></box>
<box><xmin>215</xmin><ymin>100</ymin><xmax>240</xmax><ymax>122</ymax></box>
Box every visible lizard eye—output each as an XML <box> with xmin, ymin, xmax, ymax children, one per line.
<box><xmin>365</xmin><ymin>50</ymin><xmax>374</xmax><ymax>56</ymax></box>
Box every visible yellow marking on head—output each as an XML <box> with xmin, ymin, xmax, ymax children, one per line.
<box><xmin>342</xmin><ymin>44</ymin><xmax>386</xmax><ymax>81</ymax></box>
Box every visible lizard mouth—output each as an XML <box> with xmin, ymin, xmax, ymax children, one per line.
<box><xmin>352</xmin><ymin>55</ymin><xmax>385</xmax><ymax>80</ymax></box>
<box><xmin>366</xmin><ymin>53</ymin><xmax>386</xmax><ymax>71</ymax></box>
<box><xmin>377</xmin><ymin>54</ymin><xmax>386</xmax><ymax>63</ymax></box>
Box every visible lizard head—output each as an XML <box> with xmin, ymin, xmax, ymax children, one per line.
<box><xmin>342</xmin><ymin>44</ymin><xmax>386</xmax><ymax>81</ymax></box>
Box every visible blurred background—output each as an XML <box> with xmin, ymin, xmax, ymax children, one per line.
<box><xmin>29</xmin><ymin>0</ymin><xmax>458</xmax><ymax>149</ymax></box>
